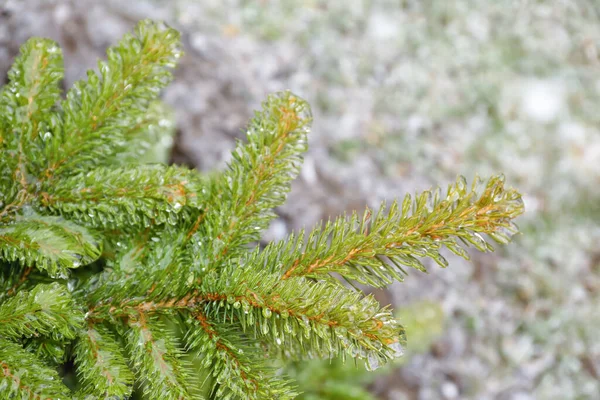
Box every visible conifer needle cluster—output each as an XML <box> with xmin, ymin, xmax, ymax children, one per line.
<box><xmin>0</xmin><ymin>20</ymin><xmax>523</xmax><ymax>399</ymax></box>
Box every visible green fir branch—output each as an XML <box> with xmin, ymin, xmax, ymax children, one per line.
<box><xmin>0</xmin><ymin>37</ymin><xmax>63</xmax><ymax>185</ymax></box>
<box><xmin>109</xmin><ymin>100</ymin><xmax>176</xmax><ymax>165</ymax></box>
<box><xmin>0</xmin><ymin>339</ymin><xmax>72</xmax><ymax>400</ymax></box>
<box><xmin>0</xmin><ymin>213</ymin><xmax>102</xmax><ymax>277</ymax></box>
<box><xmin>195</xmin><ymin>91</ymin><xmax>311</xmax><ymax>267</ymax></box>
<box><xmin>286</xmin><ymin>301</ymin><xmax>445</xmax><ymax>400</ymax></box>
<box><xmin>199</xmin><ymin>266</ymin><xmax>405</xmax><ymax>368</ymax></box>
<box><xmin>88</xmin><ymin>267</ymin><xmax>403</xmax><ymax>371</ymax></box>
<box><xmin>44</xmin><ymin>20</ymin><xmax>181</xmax><ymax>179</ymax></box>
<box><xmin>0</xmin><ymin>262</ymin><xmax>35</xmax><ymax>303</ymax></box>
<box><xmin>39</xmin><ymin>165</ymin><xmax>203</xmax><ymax>229</ymax></box>
<box><xmin>186</xmin><ymin>314</ymin><xmax>298</xmax><ymax>399</ymax></box>
<box><xmin>124</xmin><ymin>314</ymin><xmax>193</xmax><ymax>400</ymax></box>
<box><xmin>0</xmin><ymin>282</ymin><xmax>84</xmax><ymax>341</ymax></box>
<box><xmin>0</xmin><ymin>38</ymin><xmax>63</xmax><ymax>131</ymax></box>
<box><xmin>271</xmin><ymin>175</ymin><xmax>523</xmax><ymax>286</ymax></box>
<box><xmin>82</xmin><ymin>225</ymin><xmax>194</xmax><ymax>312</ymax></box>
<box><xmin>23</xmin><ymin>337</ymin><xmax>68</xmax><ymax>365</ymax></box>
<box><xmin>74</xmin><ymin>323</ymin><xmax>135</xmax><ymax>398</ymax></box>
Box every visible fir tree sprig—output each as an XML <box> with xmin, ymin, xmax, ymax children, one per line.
<box><xmin>0</xmin><ymin>38</ymin><xmax>63</xmax><ymax>190</ymax></box>
<box><xmin>73</xmin><ymin>324</ymin><xmax>135</xmax><ymax>399</ymax></box>
<box><xmin>44</xmin><ymin>21</ymin><xmax>182</xmax><ymax>179</ymax></box>
<box><xmin>0</xmin><ymin>19</ymin><xmax>524</xmax><ymax>399</ymax></box>
<box><xmin>195</xmin><ymin>92</ymin><xmax>311</xmax><ymax>268</ymax></box>
<box><xmin>39</xmin><ymin>164</ymin><xmax>202</xmax><ymax>229</ymax></box>
<box><xmin>268</xmin><ymin>174</ymin><xmax>522</xmax><ymax>286</ymax></box>
<box><xmin>185</xmin><ymin>316</ymin><xmax>299</xmax><ymax>399</ymax></box>
<box><xmin>124</xmin><ymin>314</ymin><xmax>194</xmax><ymax>400</ymax></box>
<box><xmin>0</xmin><ymin>213</ymin><xmax>103</xmax><ymax>277</ymax></box>
<box><xmin>0</xmin><ymin>339</ymin><xmax>72</xmax><ymax>399</ymax></box>
<box><xmin>0</xmin><ymin>282</ymin><xmax>83</xmax><ymax>341</ymax></box>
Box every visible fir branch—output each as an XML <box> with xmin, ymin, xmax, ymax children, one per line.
<box><xmin>186</xmin><ymin>315</ymin><xmax>298</xmax><ymax>399</ymax></box>
<box><xmin>83</xmin><ymin>226</ymin><xmax>194</xmax><ymax>308</ymax></box>
<box><xmin>86</xmin><ymin>92</ymin><xmax>313</xmax><ymax>307</ymax></box>
<box><xmin>23</xmin><ymin>337</ymin><xmax>68</xmax><ymax>365</ymax></box>
<box><xmin>0</xmin><ymin>282</ymin><xmax>84</xmax><ymax>341</ymax></box>
<box><xmin>108</xmin><ymin>100</ymin><xmax>176</xmax><ymax>165</ymax></box>
<box><xmin>196</xmin><ymin>91</ymin><xmax>311</xmax><ymax>267</ymax></box>
<box><xmin>198</xmin><ymin>266</ymin><xmax>405</xmax><ymax>367</ymax></box>
<box><xmin>74</xmin><ymin>323</ymin><xmax>134</xmax><ymax>398</ymax></box>
<box><xmin>0</xmin><ymin>339</ymin><xmax>71</xmax><ymax>400</ymax></box>
<box><xmin>271</xmin><ymin>175</ymin><xmax>523</xmax><ymax>286</ymax></box>
<box><xmin>87</xmin><ymin>276</ymin><xmax>403</xmax><ymax>376</ymax></box>
<box><xmin>39</xmin><ymin>165</ymin><xmax>202</xmax><ymax>229</ymax></box>
<box><xmin>43</xmin><ymin>20</ymin><xmax>181</xmax><ymax>179</ymax></box>
<box><xmin>0</xmin><ymin>37</ymin><xmax>63</xmax><ymax>184</ymax></box>
<box><xmin>0</xmin><ymin>213</ymin><xmax>102</xmax><ymax>277</ymax></box>
<box><xmin>88</xmin><ymin>271</ymin><xmax>403</xmax><ymax>368</ymax></box>
<box><xmin>0</xmin><ymin>38</ymin><xmax>63</xmax><ymax>131</ymax></box>
<box><xmin>124</xmin><ymin>314</ymin><xmax>193</xmax><ymax>400</ymax></box>
<box><xmin>0</xmin><ymin>262</ymin><xmax>33</xmax><ymax>302</ymax></box>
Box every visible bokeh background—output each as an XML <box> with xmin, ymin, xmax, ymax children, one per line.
<box><xmin>1</xmin><ymin>1</ymin><xmax>599</xmax><ymax>399</ymax></box>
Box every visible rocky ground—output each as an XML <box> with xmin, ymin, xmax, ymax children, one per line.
<box><xmin>2</xmin><ymin>1</ymin><xmax>600</xmax><ymax>399</ymax></box>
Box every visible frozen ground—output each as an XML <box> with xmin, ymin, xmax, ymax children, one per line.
<box><xmin>1</xmin><ymin>1</ymin><xmax>599</xmax><ymax>399</ymax></box>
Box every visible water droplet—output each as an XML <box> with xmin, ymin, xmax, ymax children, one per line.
<box><xmin>242</xmin><ymin>302</ymin><xmax>251</xmax><ymax>314</ymax></box>
<box><xmin>283</xmin><ymin>320</ymin><xmax>292</xmax><ymax>334</ymax></box>
<box><xmin>365</xmin><ymin>353</ymin><xmax>381</xmax><ymax>371</ymax></box>
<box><xmin>425</xmin><ymin>190</ymin><xmax>434</xmax><ymax>212</ymax></box>
<box><xmin>470</xmin><ymin>232</ymin><xmax>490</xmax><ymax>251</ymax></box>
<box><xmin>301</xmin><ymin>315</ymin><xmax>310</xmax><ymax>326</ymax></box>
<box><xmin>433</xmin><ymin>253</ymin><xmax>448</xmax><ymax>268</ymax></box>
<box><xmin>262</xmin><ymin>308</ymin><xmax>272</xmax><ymax>318</ymax></box>
<box><xmin>389</xmin><ymin>342</ymin><xmax>404</xmax><ymax>358</ymax></box>
<box><xmin>457</xmin><ymin>176</ymin><xmax>468</xmax><ymax>192</ymax></box>
<box><xmin>303</xmin><ymin>327</ymin><xmax>311</xmax><ymax>339</ymax></box>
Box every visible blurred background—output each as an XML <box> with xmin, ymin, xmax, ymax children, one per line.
<box><xmin>1</xmin><ymin>1</ymin><xmax>599</xmax><ymax>399</ymax></box>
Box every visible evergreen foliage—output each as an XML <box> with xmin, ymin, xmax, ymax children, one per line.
<box><xmin>0</xmin><ymin>20</ymin><xmax>524</xmax><ymax>399</ymax></box>
<box><xmin>286</xmin><ymin>301</ymin><xmax>445</xmax><ymax>400</ymax></box>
